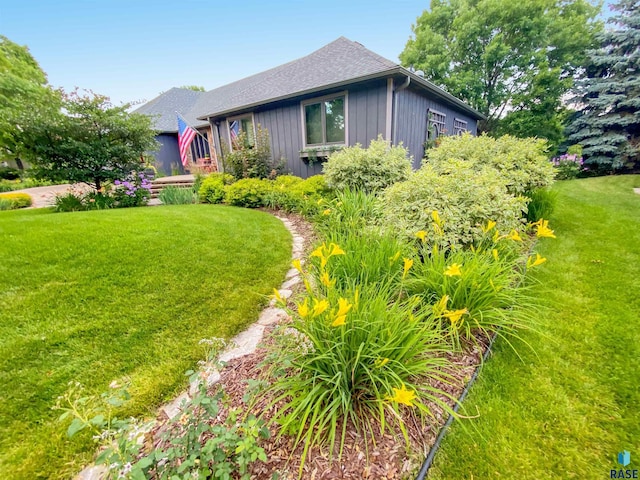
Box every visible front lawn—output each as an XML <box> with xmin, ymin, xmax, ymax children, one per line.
<box><xmin>428</xmin><ymin>175</ymin><xmax>640</xmax><ymax>478</ymax></box>
<box><xmin>0</xmin><ymin>205</ymin><xmax>291</xmax><ymax>479</ymax></box>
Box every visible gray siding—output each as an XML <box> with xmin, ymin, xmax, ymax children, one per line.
<box><xmin>395</xmin><ymin>87</ymin><xmax>478</xmax><ymax>168</ymax></box>
<box><xmin>153</xmin><ymin>134</ymin><xmax>184</xmax><ymax>175</ymax></box>
<box><xmin>347</xmin><ymin>80</ymin><xmax>388</xmax><ymax>147</ymax></box>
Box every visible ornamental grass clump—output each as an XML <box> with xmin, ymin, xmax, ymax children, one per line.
<box><xmin>266</xmin><ymin>243</ymin><xmax>455</xmax><ymax>473</ymax></box>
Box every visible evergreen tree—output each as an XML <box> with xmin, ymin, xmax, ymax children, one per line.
<box><xmin>568</xmin><ymin>0</ymin><xmax>640</xmax><ymax>171</ymax></box>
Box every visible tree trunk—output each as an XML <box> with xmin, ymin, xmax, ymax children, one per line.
<box><xmin>94</xmin><ymin>178</ymin><xmax>101</xmax><ymax>191</ymax></box>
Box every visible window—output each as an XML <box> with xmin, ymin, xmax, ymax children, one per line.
<box><xmin>302</xmin><ymin>94</ymin><xmax>346</xmax><ymax>146</ymax></box>
<box><xmin>228</xmin><ymin>114</ymin><xmax>255</xmax><ymax>148</ymax></box>
<box><xmin>427</xmin><ymin>109</ymin><xmax>447</xmax><ymax>142</ymax></box>
<box><xmin>453</xmin><ymin>118</ymin><xmax>468</xmax><ymax>135</ymax></box>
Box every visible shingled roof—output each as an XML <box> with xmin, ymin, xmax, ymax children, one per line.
<box><xmin>134</xmin><ymin>87</ymin><xmax>207</xmax><ymax>133</ymax></box>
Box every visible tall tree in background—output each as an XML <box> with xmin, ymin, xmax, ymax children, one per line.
<box><xmin>0</xmin><ymin>36</ymin><xmax>60</xmax><ymax>164</ymax></box>
<box><xmin>400</xmin><ymin>0</ymin><xmax>601</xmax><ymax>148</ymax></box>
<box><xmin>567</xmin><ymin>0</ymin><xmax>640</xmax><ymax>172</ymax></box>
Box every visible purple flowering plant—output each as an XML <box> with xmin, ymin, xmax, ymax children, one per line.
<box><xmin>550</xmin><ymin>154</ymin><xmax>585</xmax><ymax>180</ymax></box>
<box><xmin>111</xmin><ymin>172</ymin><xmax>152</xmax><ymax>207</ymax></box>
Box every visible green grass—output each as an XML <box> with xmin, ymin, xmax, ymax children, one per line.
<box><xmin>0</xmin><ymin>205</ymin><xmax>291</xmax><ymax>479</ymax></box>
<box><xmin>428</xmin><ymin>175</ymin><xmax>640</xmax><ymax>479</ymax></box>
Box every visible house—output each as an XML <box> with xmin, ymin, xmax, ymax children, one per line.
<box><xmin>134</xmin><ymin>88</ymin><xmax>216</xmax><ymax>174</ymax></box>
<box><xmin>137</xmin><ymin>37</ymin><xmax>484</xmax><ymax>177</ymax></box>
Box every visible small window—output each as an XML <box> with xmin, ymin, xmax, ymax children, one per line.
<box><xmin>228</xmin><ymin>115</ymin><xmax>254</xmax><ymax>148</ymax></box>
<box><xmin>427</xmin><ymin>109</ymin><xmax>447</xmax><ymax>142</ymax></box>
<box><xmin>453</xmin><ymin>118</ymin><xmax>468</xmax><ymax>135</ymax></box>
<box><xmin>302</xmin><ymin>94</ymin><xmax>346</xmax><ymax>146</ymax></box>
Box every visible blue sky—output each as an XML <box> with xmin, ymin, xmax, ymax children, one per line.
<box><xmin>1</xmin><ymin>1</ymin><xmax>612</xmax><ymax>106</ymax></box>
<box><xmin>1</xmin><ymin>0</ymin><xmax>429</xmax><ymax>105</ymax></box>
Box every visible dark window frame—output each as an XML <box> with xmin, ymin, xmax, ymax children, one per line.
<box><xmin>300</xmin><ymin>92</ymin><xmax>348</xmax><ymax>148</ymax></box>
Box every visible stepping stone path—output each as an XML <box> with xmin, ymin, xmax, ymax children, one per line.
<box><xmin>76</xmin><ymin>214</ymin><xmax>306</xmax><ymax>480</ymax></box>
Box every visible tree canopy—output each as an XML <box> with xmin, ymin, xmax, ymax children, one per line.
<box><xmin>567</xmin><ymin>0</ymin><xmax>640</xmax><ymax>171</ymax></box>
<box><xmin>400</xmin><ymin>0</ymin><xmax>602</xmax><ymax>146</ymax></box>
<box><xmin>179</xmin><ymin>85</ymin><xmax>206</xmax><ymax>92</ymax></box>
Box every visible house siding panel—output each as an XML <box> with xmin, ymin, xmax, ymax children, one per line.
<box><xmin>154</xmin><ymin>134</ymin><xmax>184</xmax><ymax>175</ymax></box>
<box><xmin>395</xmin><ymin>87</ymin><xmax>478</xmax><ymax>168</ymax></box>
<box><xmin>347</xmin><ymin>80</ymin><xmax>387</xmax><ymax>147</ymax></box>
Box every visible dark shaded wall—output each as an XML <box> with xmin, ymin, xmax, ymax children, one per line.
<box><xmin>153</xmin><ymin>134</ymin><xmax>184</xmax><ymax>175</ymax></box>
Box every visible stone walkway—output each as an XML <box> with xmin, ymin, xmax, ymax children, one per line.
<box><xmin>11</xmin><ymin>184</ymin><xmax>89</xmax><ymax>208</ymax></box>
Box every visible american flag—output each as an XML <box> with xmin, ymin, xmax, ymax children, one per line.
<box><xmin>177</xmin><ymin>115</ymin><xmax>197</xmax><ymax>167</ymax></box>
<box><xmin>229</xmin><ymin>120</ymin><xmax>239</xmax><ymax>141</ymax></box>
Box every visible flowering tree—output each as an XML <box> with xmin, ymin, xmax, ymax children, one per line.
<box><xmin>20</xmin><ymin>90</ymin><xmax>158</xmax><ymax>190</ymax></box>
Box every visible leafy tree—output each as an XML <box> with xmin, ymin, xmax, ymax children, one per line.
<box><xmin>567</xmin><ymin>0</ymin><xmax>640</xmax><ymax>172</ymax></box>
<box><xmin>0</xmin><ymin>36</ymin><xmax>60</xmax><ymax>163</ymax></box>
<box><xmin>21</xmin><ymin>91</ymin><xmax>158</xmax><ymax>190</ymax></box>
<box><xmin>179</xmin><ymin>85</ymin><xmax>206</xmax><ymax>92</ymax></box>
<box><xmin>400</xmin><ymin>0</ymin><xmax>602</xmax><ymax>142</ymax></box>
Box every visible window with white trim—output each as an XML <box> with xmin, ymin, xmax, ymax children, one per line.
<box><xmin>453</xmin><ymin>118</ymin><xmax>468</xmax><ymax>135</ymax></box>
<box><xmin>427</xmin><ymin>109</ymin><xmax>447</xmax><ymax>142</ymax></box>
<box><xmin>302</xmin><ymin>94</ymin><xmax>346</xmax><ymax>146</ymax></box>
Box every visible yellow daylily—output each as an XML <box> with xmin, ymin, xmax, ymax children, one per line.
<box><xmin>492</xmin><ymin>229</ymin><xmax>501</xmax><ymax>243</ymax></box>
<box><xmin>403</xmin><ymin>258</ymin><xmax>414</xmax><ymax>278</ymax></box>
<box><xmin>292</xmin><ymin>259</ymin><xmax>303</xmax><ymax>273</ymax></box>
<box><xmin>320</xmin><ymin>271</ymin><xmax>335</xmax><ymax>288</ymax></box>
<box><xmin>443</xmin><ymin>308</ymin><xmax>468</xmax><ymax>325</ymax></box>
<box><xmin>390</xmin><ymin>251</ymin><xmax>401</xmax><ymax>263</ymax></box>
<box><xmin>336</xmin><ymin>298</ymin><xmax>353</xmax><ymax>317</ymax></box>
<box><xmin>303</xmin><ymin>277</ymin><xmax>312</xmax><ymax>293</ymax></box>
<box><xmin>312</xmin><ymin>298</ymin><xmax>329</xmax><ymax>317</ymax></box>
<box><xmin>328</xmin><ymin>243</ymin><xmax>346</xmax><ymax>257</ymax></box>
<box><xmin>375</xmin><ymin>357</ymin><xmax>390</xmax><ymax>368</ymax></box>
<box><xmin>322</xmin><ymin>209</ymin><xmax>331</xmax><ymax>216</ymax></box>
<box><xmin>297</xmin><ymin>298</ymin><xmax>310</xmax><ymax>318</ymax></box>
<box><xmin>310</xmin><ymin>245</ymin><xmax>324</xmax><ymax>259</ymax></box>
<box><xmin>271</xmin><ymin>288</ymin><xmax>285</xmax><ymax>305</ymax></box>
<box><xmin>433</xmin><ymin>295</ymin><xmax>450</xmax><ymax>316</ymax></box>
<box><xmin>444</xmin><ymin>263</ymin><xmax>462</xmax><ymax>277</ymax></box>
<box><xmin>527</xmin><ymin>253</ymin><xmax>547</xmax><ymax>268</ymax></box>
<box><xmin>432</xmin><ymin>210</ymin><xmax>443</xmax><ymax>227</ymax></box>
<box><xmin>388</xmin><ymin>384</ymin><xmax>417</xmax><ymax>407</ymax></box>
<box><xmin>536</xmin><ymin>220</ymin><xmax>556</xmax><ymax>238</ymax></box>
<box><xmin>492</xmin><ymin>249</ymin><xmax>499</xmax><ymax>261</ymax></box>
<box><xmin>331</xmin><ymin>315</ymin><xmax>346</xmax><ymax>327</ymax></box>
<box><xmin>481</xmin><ymin>220</ymin><xmax>497</xmax><ymax>233</ymax></box>
<box><xmin>507</xmin><ymin>230</ymin><xmax>523</xmax><ymax>242</ymax></box>
<box><xmin>416</xmin><ymin>230</ymin><xmax>427</xmax><ymax>243</ymax></box>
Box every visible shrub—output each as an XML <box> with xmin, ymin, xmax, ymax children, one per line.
<box><xmin>0</xmin><ymin>192</ymin><xmax>32</xmax><ymax>209</ymax></box>
<box><xmin>224</xmin><ymin>178</ymin><xmax>271</xmax><ymax>208</ymax></box>
<box><xmin>222</xmin><ymin>125</ymin><xmax>284</xmax><ymax>180</ymax></box>
<box><xmin>382</xmin><ymin>162</ymin><xmax>528</xmax><ymax>247</ymax></box>
<box><xmin>293</xmin><ymin>175</ymin><xmax>332</xmax><ymax>197</ymax></box>
<box><xmin>198</xmin><ymin>173</ymin><xmax>235</xmax><ymax>204</ymax></box>
<box><xmin>315</xmin><ymin>189</ymin><xmax>382</xmax><ymax>238</ymax></box>
<box><xmin>54</xmin><ymin>191</ymin><xmax>87</xmax><ymax>212</ymax></box>
<box><xmin>0</xmin><ymin>177</ymin><xmax>53</xmax><ymax>193</ymax></box>
<box><xmin>425</xmin><ymin>133</ymin><xmax>555</xmax><ymax>194</ymax></box>
<box><xmin>111</xmin><ymin>172</ymin><xmax>152</xmax><ymax>208</ymax></box>
<box><xmin>323</xmin><ymin>135</ymin><xmax>412</xmax><ymax>193</ymax></box>
<box><xmin>551</xmin><ymin>154</ymin><xmax>585</xmax><ymax>180</ymax></box>
<box><xmin>159</xmin><ymin>186</ymin><xmax>198</xmax><ymax>205</ymax></box>
<box><xmin>0</xmin><ymin>167</ymin><xmax>21</xmax><ymax>180</ymax></box>
<box><xmin>525</xmin><ymin>188</ymin><xmax>557</xmax><ymax>222</ymax></box>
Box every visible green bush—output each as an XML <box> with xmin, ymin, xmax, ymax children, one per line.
<box><xmin>54</xmin><ymin>191</ymin><xmax>86</xmax><ymax>212</ymax></box>
<box><xmin>382</xmin><ymin>162</ymin><xmax>528</xmax><ymax>247</ymax></box>
<box><xmin>0</xmin><ymin>167</ymin><xmax>21</xmax><ymax>180</ymax></box>
<box><xmin>0</xmin><ymin>177</ymin><xmax>53</xmax><ymax>192</ymax></box>
<box><xmin>293</xmin><ymin>175</ymin><xmax>332</xmax><ymax>197</ymax></box>
<box><xmin>198</xmin><ymin>173</ymin><xmax>235</xmax><ymax>204</ymax></box>
<box><xmin>159</xmin><ymin>186</ymin><xmax>198</xmax><ymax>205</ymax></box>
<box><xmin>224</xmin><ymin>178</ymin><xmax>272</xmax><ymax>208</ymax></box>
<box><xmin>525</xmin><ymin>188</ymin><xmax>557</xmax><ymax>222</ymax></box>
<box><xmin>323</xmin><ymin>135</ymin><xmax>412</xmax><ymax>193</ymax></box>
<box><xmin>0</xmin><ymin>192</ymin><xmax>32</xmax><ymax>209</ymax></box>
<box><xmin>316</xmin><ymin>189</ymin><xmax>382</xmax><ymax>238</ymax></box>
<box><xmin>222</xmin><ymin>126</ymin><xmax>284</xmax><ymax>180</ymax></box>
<box><xmin>426</xmin><ymin>133</ymin><xmax>555</xmax><ymax>195</ymax></box>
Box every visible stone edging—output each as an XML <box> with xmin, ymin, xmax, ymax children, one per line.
<box><xmin>76</xmin><ymin>214</ymin><xmax>307</xmax><ymax>480</ymax></box>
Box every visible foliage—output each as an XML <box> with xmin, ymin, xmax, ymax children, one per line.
<box><xmin>323</xmin><ymin>135</ymin><xmax>412</xmax><ymax>193</ymax></box>
<box><xmin>400</xmin><ymin>0</ymin><xmax>602</xmax><ymax>137</ymax></box>
<box><xmin>525</xmin><ymin>188</ymin><xmax>557</xmax><ymax>222</ymax></box>
<box><xmin>0</xmin><ymin>206</ymin><xmax>291</xmax><ymax>479</ymax></box>
<box><xmin>178</xmin><ymin>85</ymin><xmax>206</xmax><ymax>92</ymax></box>
<box><xmin>53</xmin><ymin>174</ymin><xmax>152</xmax><ymax>212</ymax></box>
<box><xmin>315</xmin><ymin>189</ymin><xmax>382</xmax><ymax>239</ymax></box>
<box><xmin>425</xmin><ymin>133</ymin><xmax>556</xmax><ymax>194</ymax></box>
<box><xmin>224</xmin><ymin>178</ymin><xmax>272</xmax><ymax>208</ymax></box>
<box><xmin>0</xmin><ymin>36</ymin><xmax>61</xmax><ymax>162</ymax></box>
<box><xmin>111</xmin><ymin>173</ymin><xmax>152</xmax><ymax>208</ymax></box>
<box><xmin>567</xmin><ymin>0</ymin><xmax>640</xmax><ymax>172</ymax></box>
<box><xmin>0</xmin><ymin>177</ymin><xmax>53</xmax><ymax>192</ymax></box>
<box><xmin>19</xmin><ymin>90</ymin><xmax>158</xmax><ymax>190</ymax></box>
<box><xmin>0</xmin><ymin>166</ymin><xmax>20</xmax><ymax>180</ymax></box>
<box><xmin>222</xmin><ymin>125</ymin><xmax>283</xmax><ymax>180</ymax></box>
<box><xmin>0</xmin><ymin>192</ymin><xmax>32</xmax><ymax>209</ymax></box>
<box><xmin>295</xmin><ymin>175</ymin><xmax>332</xmax><ymax>197</ymax></box>
<box><xmin>551</xmin><ymin>153</ymin><xmax>585</xmax><ymax>180</ymax></box>
<box><xmin>382</xmin><ymin>163</ymin><xmax>528</xmax><ymax>247</ymax></box>
<box><xmin>267</xmin><ymin>245</ymin><xmax>454</xmax><ymax>471</ymax></box>
<box><xmin>159</xmin><ymin>186</ymin><xmax>198</xmax><ymax>205</ymax></box>
<box><xmin>198</xmin><ymin>173</ymin><xmax>235</xmax><ymax>204</ymax></box>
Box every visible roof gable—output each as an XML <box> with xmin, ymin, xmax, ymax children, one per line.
<box><xmin>134</xmin><ymin>87</ymin><xmax>207</xmax><ymax>132</ymax></box>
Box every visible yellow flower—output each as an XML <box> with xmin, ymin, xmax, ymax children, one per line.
<box><xmin>402</xmin><ymin>258</ymin><xmax>414</xmax><ymax>278</ymax></box>
<box><xmin>431</xmin><ymin>210</ymin><xmax>443</xmax><ymax>227</ymax></box>
<box><xmin>507</xmin><ymin>230</ymin><xmax>523</xmax><ymax>242</ymax></box>
<box><xmin>292</xmin><ymin>259</ymin><xmax>303</xmax><ymax>273</ymax></box>
<box><xmin>527</xmin><ymin>253</ymin><xmax>547</xmax><ymax>268</ymax></box>
<box><xmin>322</xmin><ymin>209</ymin><xmax>331</xmax><ymax>216</ymax></box>
<box><xmin>310</xmin><ymin>245</ymin><xmax>324</xmax><ymax>259</ymax></box>
<box><xmin>271</xmin><ymin>288</ymin><xmax>285</xmax><ymax>305</ymax></box>
<box><xmin>444</xmin><ymin>263</ymin><xmax>462</xmax><ymax>277</ymax></box>
<box><xmin>303</xmin><ymin>277</ymin><xmax>312</xmax><ymax>293</ymax></box>
<box><xmin>416</xmin><ymin>230</ymin><xmax>427</xmax><ymax>243</ymax></box>
<box><xmin>320</xmin><ymin>271</ymin><xmax>335</xmax><ymax>288</ymax></box>
<box><xmin>481</xmin><ymin>220</ymin><xmax>497</xmax><ymax>233</ymax></box>
<box><xmin>328</xmin><ymin>243</ymin><xmax>345</xmax><ymax>257</ymax></box>
<box><xmin>312</xmin><ymin>298</ymin><xmax>329</xmax><ymax>317</ymax></box>
<box><xmin>433</xmin><ymin>295</ymin><xmax>450</xmax><ymax>316</ymax></box>
<box><xmin>297</xmin><ymin>298</ymin><xmax>310</xmax><ymax>318</ymax></box>
<box><xmin>390</xmin><ymin>251</ymin><xmax>401</xmax><ymax>263</ymax></box>
<box><xmin>536</xmin><ymin>220</ymin><xmax>556</xmax><ymax>238</ymax></box>
<box><xmin>492</xmin><ymin>249</ymin><xmax>499</xmax><ymax>261</ymax></box>
<box><xmin>443</xmin><ymin>308</ymin><xmax>468</xmax><ymax>325</ymax></box>
<box><xmin>375</xmin><ymin>357</ymin><xmax>390</xmax><ymax>368</ymax></box>
<box><xmin>331</xmin><ymin>315</ymin><xmax>346</xmax><ymax>327</ymax></box>
<box><xmin>493</xmin><ymin>229</ymin><xmax>501</xmax><ymax>243</ymax></box>
<box><xmin>316</xmin><ymin>198</ymin><xmax>324</xmax><ymax>205</ymax></box>
<box><xmin>388</xmin><ymin>384</ymin><xmax>417</xmax><ymax>407</ymax></box>
<box><xmin>336</xmin><ymin>297</ymin><xmax>353</xmax><ymax>317</ymax></box>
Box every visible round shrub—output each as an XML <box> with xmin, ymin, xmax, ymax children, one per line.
<box><xmin>272</xmin><ymin>175</ymin><xmax>303</xmax><ymax>190</ymax></box>
<box><xmin>0</xmin><ymin>192</ymin><xmax>32</xmax><ymax>209</ymax></box>
<box><xmin>0</xmin><ymin>167</ymin><xmax>21</xmax><ymax>180</ymax></box>
<box><xmin>198</xmin><ymin>173</ymin><xmax>235</xmax><ymax>204</ymax></box>
<box><xmin>382</xmin><ymin>162</ymin><xmax>528</xmax><ymax>246</ymax></box>
<box><xmin>426</xmin><ymin>133</ymin><xmax>555</xmax><ymax>194</ymax></box>
<box><xmin>292</xmin><ymin>175</ymin><xmax>331</xmax><ymax>197</ymax></box>
<box><xmin>224</xmin><ymin>178</ymin><xmax>272</xmax><ymax>208</ymax></box>
<box><xmin>323</xmin><ymin>135</ymin><xmax>412</xmax><ymax>193</ymax></box>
